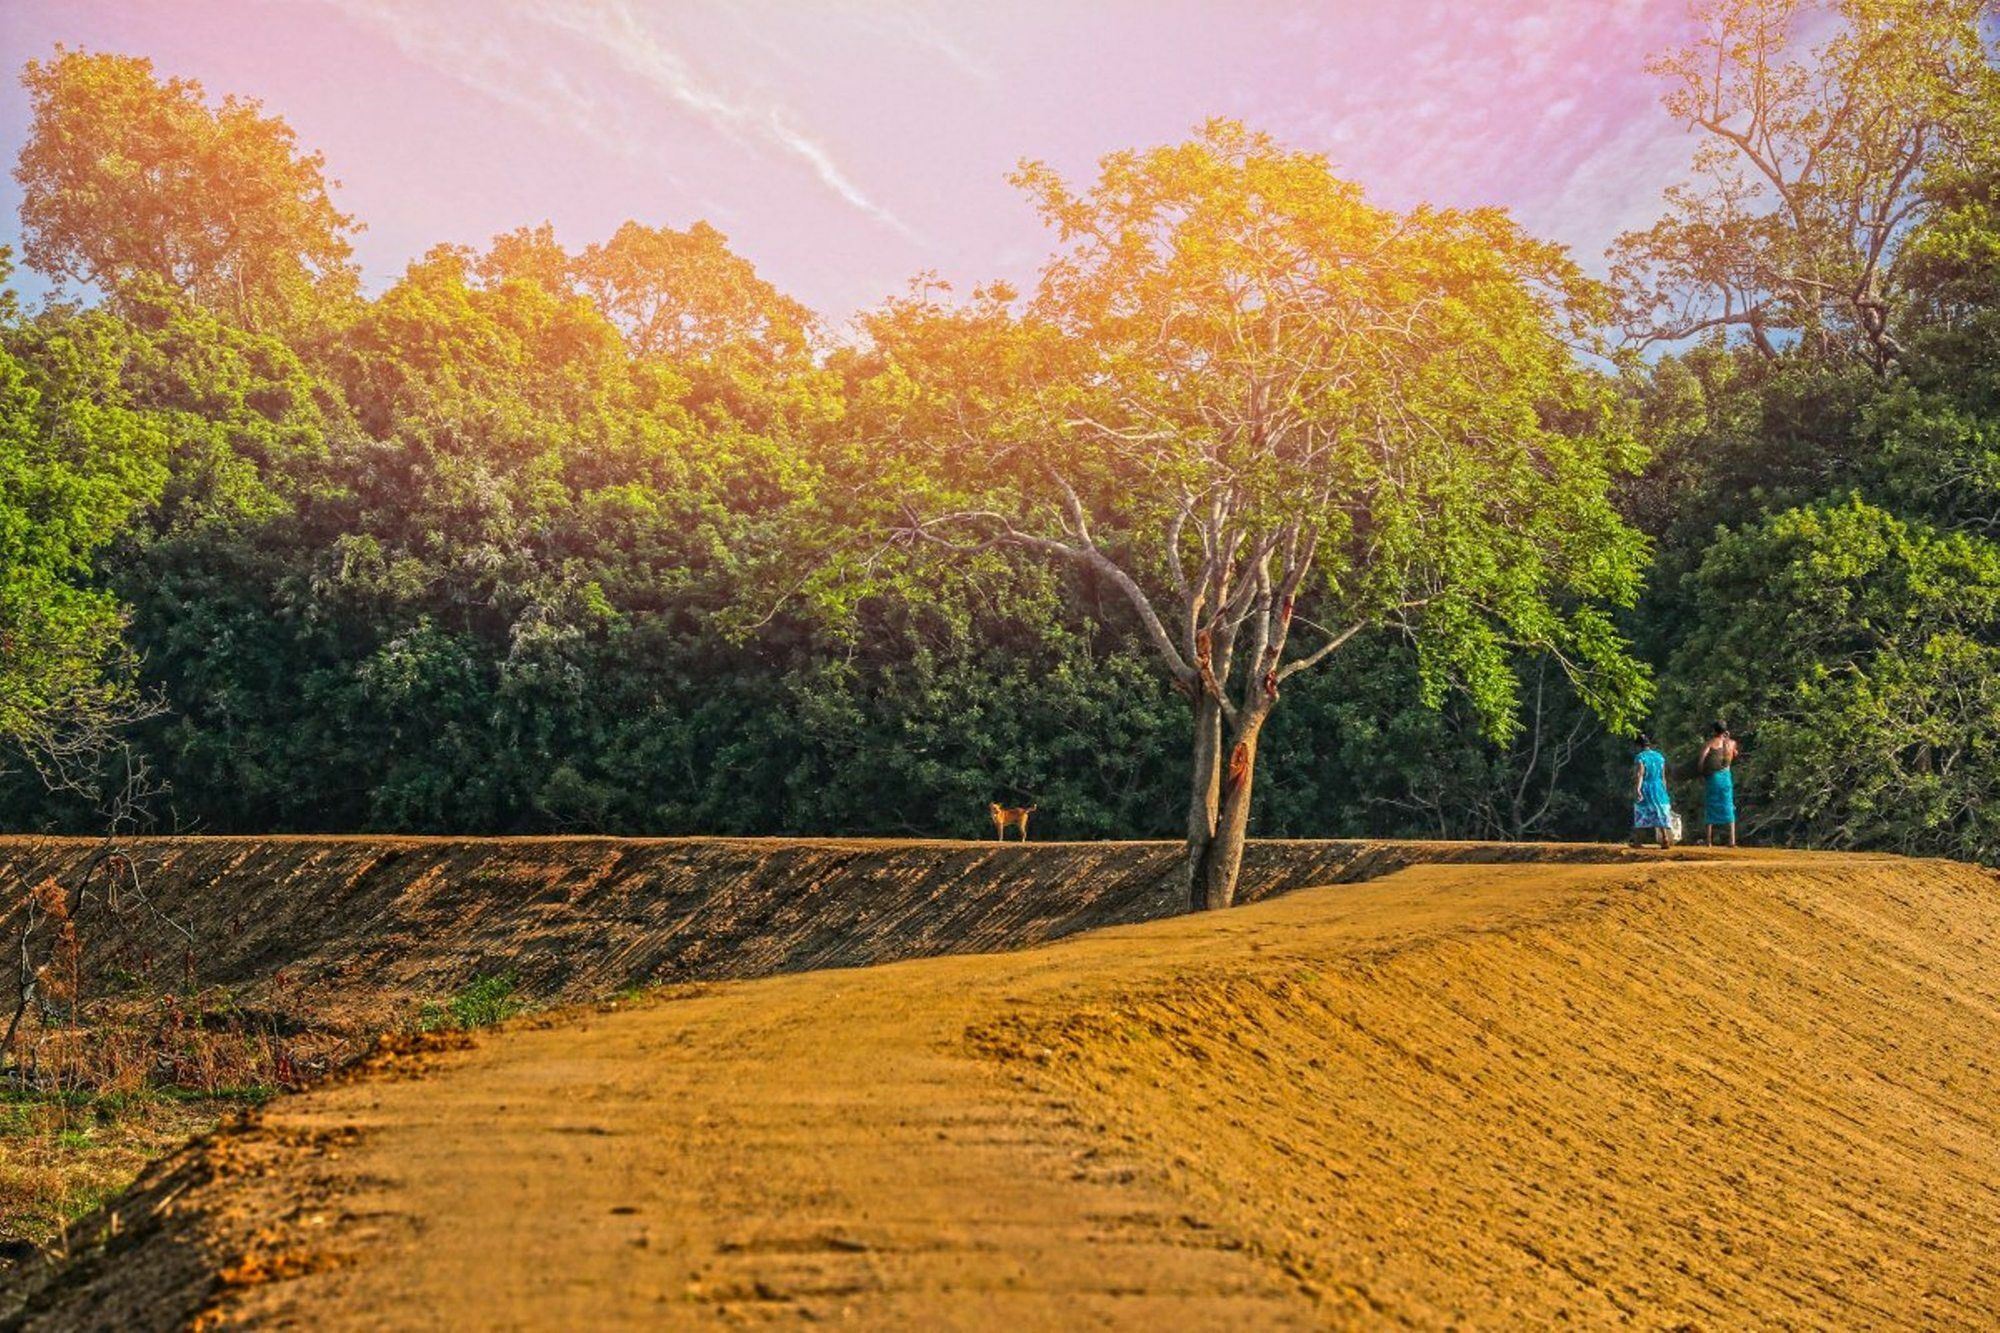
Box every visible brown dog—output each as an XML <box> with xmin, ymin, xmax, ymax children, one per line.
<box><xmin>990</xmin><ymin>803</ymin><xmax>1036</xmax><ymax>842</ymax></box>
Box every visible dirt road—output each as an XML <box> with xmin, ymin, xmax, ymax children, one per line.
<box><xmin>7</xmin><ymin>849</ymin><xmax>1999</xmax><ymax>1328</ymax></box>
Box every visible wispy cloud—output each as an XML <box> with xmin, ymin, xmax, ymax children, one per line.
<box><xmin>1269</xmin><ymin>0</ymin><xmax>1691</xmax><ymax>255</ymax></box>
<box><xmin>310</xmin><ymin>0</ymin><xmax>908</xmax><ymax>235</ymax></box>
<box><xmin>861</xmin><ymin>6</ymin><xmax>996</xmax><ymax>86</ymax></box>
<box><xmin>507</xmin><ymin>0</ymin><xmax>910</xmax><ymax>235</ymax></box>
<box><xmin>317</xmin><ymin>0</ymin><xmax>606</xmax><ymax>156</ymax></box>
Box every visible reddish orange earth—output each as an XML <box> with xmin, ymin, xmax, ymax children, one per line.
<box><xmin>5</xmin><ymin>846</ymin><xmax>1999</xmax><ymax>1329</ymax></box>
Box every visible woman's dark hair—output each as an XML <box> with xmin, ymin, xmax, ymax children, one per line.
<box><xmin>1711</xmin><ymin>720</ymin><xmax>1729</xmax><ymax>736</ymax></box>
<box><xmin>1636</xmin><ymin>732</ymin><xmax>1654</xmax><ymax>748</ymax></box>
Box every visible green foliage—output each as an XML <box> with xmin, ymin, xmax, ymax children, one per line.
<box><xmin>1665</xmin><ymin>500</ymin><xmax>2000</xmax><ymax>860</ymax></box>
<box><xmin>1261</xmin><ymin>644</ymin><xmax>1618</xmax><ymax>841</ymax></box>
<box><xmin>862</xmin><ymin>122</ymin><xmax>1652</xmax><ymax>740</ymax></box>
<box><xmin>845</xmin><ymin>121</ymin><xmax>1653</xmax><ymax>904</ymax></box>
<box><xmin>419</xmin><ymin>972</ymin><xmax>524</xmax><ymax>1032</ymax></box>
<box><xmin>14</xmin><ymin>47</ymin><xmax>358</xmax><ymax>330</ymax></box>
<box><xmin>0</xmin><ymin>255</ymin><xmax>169</xmax><ymax>769</ymax></box>
<box><xmin>1616</xmin><ymin>4</ymin><xmax>2000</xmax><ymax>864</ymax></box>
<box><xmin>574</xmin><ymin>220</ymin><xmax>813</xmax><ymax>364</ymax></box>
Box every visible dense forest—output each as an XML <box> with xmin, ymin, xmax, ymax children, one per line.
<box><xmin>5</xmin><ymin>0</ymin><xmax>2000</xmax><ymax>873</ymax></box>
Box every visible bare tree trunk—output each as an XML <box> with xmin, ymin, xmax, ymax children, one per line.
<box><xmin>1200</xmin><ymin>716</ymin><xmax>1265</xmax><ymax>911</ymax></box>
<box><xmin>1182</xmin><ymin>693</ymin><xmax>1224</xmax><ymax>911</ymax></box>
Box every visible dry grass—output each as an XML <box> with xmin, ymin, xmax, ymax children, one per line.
<box><xmin>0</xmin><ymin>988</ymin><xmax>349</xmax><ymax>1254</ymax></box>
<box><xmin>0</xmin><ymin>853</ymin><xmax>362</xmax><ymax>1259</ymax></box>
<box><xmin>0</xmin><ymin>1087</ymin><xmax>248</xmax><ymax>1249</ymax></box>
<box><xmin>0</xmin><ymin>969</ymin><xmax>542</xmax><ymax>1258</ymax></box>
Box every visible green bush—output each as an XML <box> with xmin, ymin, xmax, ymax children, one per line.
<box><xmin>419</xmin><ymin>972</ymin><xmax>524</xmax><ymax>1032</ymax></box>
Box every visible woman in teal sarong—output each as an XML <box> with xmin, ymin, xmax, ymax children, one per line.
<box><xmin>1631</xmin><ymin>733</ymin><xmax>1672</xmax><ymax>848</ymax></box>
<box><xmin>1698</xmin><ymin>721</ymin><xmax>1739</xmax><ymax>847</ymax></box>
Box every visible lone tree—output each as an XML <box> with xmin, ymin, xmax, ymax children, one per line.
<box><xmin>855</xmin><ymin>123</ymin><xmax>1652</xmax><ymax>909</ymax></box>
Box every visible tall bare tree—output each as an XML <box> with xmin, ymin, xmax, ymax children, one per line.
<box><xmin>1613</xmin><ymin>0</ymin><xmax>1999</xmax><ymax>370</ymax></box>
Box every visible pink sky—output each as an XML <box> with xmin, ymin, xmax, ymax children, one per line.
<box><xmin>0</xmin><ymin>0</ymin><xmax>1704</xmax><ymax>327</ymax></box>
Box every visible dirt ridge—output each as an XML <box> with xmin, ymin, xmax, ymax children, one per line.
<box><xmin>0</xmin><ymin>835</ymin><xmax>1648</xmax><ymax>1025</ymax></box>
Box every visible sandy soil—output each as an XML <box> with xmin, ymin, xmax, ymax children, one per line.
<box><xmin>6</xmin><ymin>847</ymin><xmax>1998</xmax><ymax>1328</ymax></box>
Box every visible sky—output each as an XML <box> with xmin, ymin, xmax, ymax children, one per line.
<box><xmin>0</xmin><ymin>0</ymin><xmax>1708</xmax><ymax>329</ymax></box>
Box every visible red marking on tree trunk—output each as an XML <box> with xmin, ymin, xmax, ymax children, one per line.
<box><xmin>1224</xmin><ymin>741</ymin><xmax>1251</xmax><ymax>796</ymax></box>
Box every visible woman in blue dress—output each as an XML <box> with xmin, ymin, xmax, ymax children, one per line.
<box><xmin>1698</xmin><ymin>720</ymin><xmax>1739</xmax><ymax>847</ymax></box>
<box><xmin>1631</xmin><ymin>733</ymin><xmax>1673</xmax><ymax>848</ymax></box>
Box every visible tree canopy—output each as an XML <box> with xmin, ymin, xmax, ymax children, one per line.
<box><xmin>1667</xmin><ymin>498</ymin><xmax>2000</xmax><ymax>858</ymax></box>
<box><xmin>1627</xmin><ymin>0</ymin><xmax>2000</xmax><ymax>864</ymax></box>
<box><xmin>864</xmin><ymin>122</ymin><xmax>1651</xmax><ymax>904</ymax></box>
<box><xmin>1613</xmin><ymin>0</ymin><xmax>1999</xmax><ymax>368</ymax></box>
<box><xmin>14</xmin><ymin>47</ymin><xmax>358</xmax><ymax>330</ymax></box>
